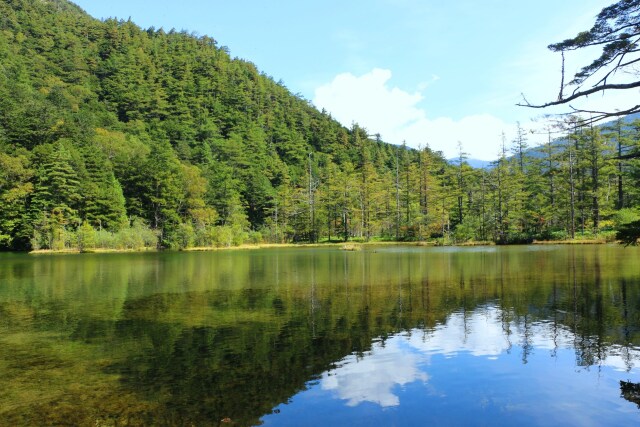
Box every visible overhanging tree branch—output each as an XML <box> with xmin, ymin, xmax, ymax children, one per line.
<box><xmin>519</xmin><ymin>0</ymin><xmax>640</xmax><ymax>123</ymax></box>
<box><xmin>517</xmin><ymin>81</ymin><xmax>640</xmax><ymax>108</ymax></box>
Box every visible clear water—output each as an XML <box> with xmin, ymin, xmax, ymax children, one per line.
<box><xmin>0</xmin><ymin>245</ymin><xmax>639</xmax><ymax>426</ymax></box>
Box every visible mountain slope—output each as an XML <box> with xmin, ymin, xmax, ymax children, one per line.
<box><xmin>0</xmin><ymin>0</ymin><xmax>454</xmax><ymax>250</ymax></box>
<box><xmin>2</xmin><ymin>0</ymin><xmax>638</xmax><ymax>250</ymax></box>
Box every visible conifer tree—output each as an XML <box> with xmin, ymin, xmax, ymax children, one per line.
<box><xmin>81</xmin><ymin>145</ymin><xmax>127</xmax><ymax>230</ymax></box>
<box><xmin>0</xmin><ymin>150</ymin><xmax>33</xmax><ymax>249</ymax></box>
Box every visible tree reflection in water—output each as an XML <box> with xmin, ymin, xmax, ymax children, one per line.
<box><xmin>621</xmin><ymin>381</ymin><xmax>640</xmax><ymax>408</ymax></box>
<box><xmin>0</xmin><ymin>246</ymin><xmax>639</xmax><ymax>425</ymax></box>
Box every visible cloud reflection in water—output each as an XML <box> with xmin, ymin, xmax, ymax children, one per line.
<box><xmin>321</xmin><ymin>305</ymin><xmax>640</xmax><ymax>408</ymax></box>
<box><xmin>321</xmin><ymin>338</ymin><xmax>428</xmax><ymax>407</ymax></box>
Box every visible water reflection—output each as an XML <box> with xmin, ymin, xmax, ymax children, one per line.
<box><xmin>322</xmin><ymin>338</ymin><xmax>429</xmax><ymax>407</ymax></box>
<box><xmin>621</xmin><ymin>381</ymin><xmax>640</xmax><ymax>408</ymax></box>
<box><xmin>0</xmin><ymin>246</ymin><xmax>639</xmax><ymax>426</ymax></box>
<box><xmin>318</xmin><ymin>305</ymin><xmax>640</xmax><ymax>411</ymax></box>
<box><xmin>266</xmin><ymin>304</ymin><xmax>640</xmax><ymax>426</ymax></box>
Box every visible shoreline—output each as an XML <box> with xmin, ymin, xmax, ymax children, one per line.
<box><xmin>23</xmin><ymin>238</ymin><xmax>617</xmax><ymax>255</ymax></box>
<box><xmin>27</xmin><ymin>241</ymin><xmax>404</xmax><ymax>255</ymax></box>
<box><xmin>531</xmin><ymin>239</ymin><xmax>611</xmax><ymax>245</ymax></box>
<box><xmin>28</xmin><ymin>247</ymin><xmax>159</xmax><ymax>255</ymax></box>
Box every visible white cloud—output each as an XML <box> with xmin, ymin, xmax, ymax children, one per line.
<box><xmin>318</xmin><ymin>304</ymin><xmax>640</xmax><ymax>410</ymax></box>
<box><xmin>314</xmin><ymin>68</ymin><xmax>424</xmax><ymax>131</ymax></box>
<box><xmin>321</xmin><ymin>338</ymin><xmax>428</xmax><ymax>407</ymax></box>
<box><xmin>313</xmin><ymin>68</ymin><xmax>516</xmax><ymax>160</ymax></box>
<box><xmin>417</xmin><ymin>75</ymin><xmax>440</xmax><ymax>91</ymax></box>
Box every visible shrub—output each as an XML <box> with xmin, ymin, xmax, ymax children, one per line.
<box><xmin>613</xmin><ymin>208</ymin><xmax>640</xmax><ymax>228</ymax></box>
<box><xmin>247</xmin><ymin>230</ymin><xmax>263</xmax><ymax>244</ymax></box>
<box><xmin>169</xmin><ymin>222</ymin><xmax>195</xmax><ymax>250</ymax></box>
<box><xmin>77</xmin><ymin>221</ymin><xmax>96</xmax><ymax>252</ymax></box>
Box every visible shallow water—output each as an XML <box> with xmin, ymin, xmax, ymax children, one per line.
<box><xmin>0</xmin><ymin>245</ymin><xmax>639</xmax><ymax>426</ymax></box>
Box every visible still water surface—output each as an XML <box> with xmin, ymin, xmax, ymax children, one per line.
<box><xmin>0</xmin><ymin>245</ymin><xmax>639</xmax><ymax>426</ymax></box>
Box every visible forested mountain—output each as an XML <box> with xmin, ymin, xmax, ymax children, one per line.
<box><xmin>1</xmin><ymin>0</ymin><xmax>639</xmax><ymax>251</ymax></box>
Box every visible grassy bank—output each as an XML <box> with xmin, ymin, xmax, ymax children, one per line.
<box><xmin>532</xmin><ymin>239</ymin><xmax>610</xmax><ymax>245</ymax></box>
<box><xmin>28</xmin><ymin>238</ymin><xmax>622</xmax><ymax>255</ymax></box>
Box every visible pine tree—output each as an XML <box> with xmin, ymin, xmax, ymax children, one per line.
<box><xmin>0</xmin><ymin>150</ymin><xmax>34</xmax><ymax>249</ymax></box>
<box><xmin>81</xmin><ymin>145</ymin><xmax>127</xmax><ymax>230</ymax></box>
<box><xmin>30</xmin><ymin>140</ymin><xmax>82</xmax><ymax>226</ymax></box>
<box><xmin>142</xmin><ymin>138</ymin><xmax>184</xmax><ymax>245</ymax></box>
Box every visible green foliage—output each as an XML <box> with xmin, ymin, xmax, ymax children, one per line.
<box><xmin>247</xmin><ymin>230</ymin><xmax>263</xmax><ymax>244</ymax></box>
<box><xmin>0</xmin><ymin>150</ymin><xmax>33</xmax><ymax>249</ymax></box>
<box><xmin>617</xmin><ymin>220</ymin><xmax>640</xmax><ymax>245</ymax></box>
<box><xmin>0</xmin><ymin>0</ymin><xmax>639</xmax><ymax>251</ymax></box>
<box><xmin>613</xmin><ymin>208</ymin><xmax>640</xmax><ymax>227</ymax></box>
<box><xmin>452</xmin><ymin>216</ymin><xmax>481</xmax><ymax>243</ymax></box>
<box><xmin>80</xmin><ymin>145</ymin><xmax>128</xmax><ymax>230</ymax></box>
<box><xmin>30</xmin><ymin>140</ymin><xmax>83</xmax><ymax>225</ymax></box>
<box><xmin>548</xmin><ymin>0</ymin><xmax>640</xmax><ymax>87</ymax></box>
<box><xmin>111</xmin><ymin>217</ymin><xmax>159</xmax><ymax>249</ymax></box>
<box><xmin>542</xmin><ymin>230</ymin><xmax>569</xmax><ymax>241</ymax></box>
<box><xmin>76</xmin><ymin>220</ymin><xmax>96</xmax><ymax>252</ymax></box>
<box><xmin>169</xmin><ymin>222</ymin><xmax>196</xmax><ymax>250</ymax></box>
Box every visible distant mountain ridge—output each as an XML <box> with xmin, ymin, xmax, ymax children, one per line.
<box><xmin>525</xmin><ymin>112</ymin><xmax>640</xmax><ymax>160</ymax></box>
<box><xmin>451</xmin><ymin>113</ymin><xmax>640</xmax><ymax>167</ymax></box>
<box><xmin>448</xmin><ymin>158</ymin><xmax>492</xmax><ymax>168</ymax></box>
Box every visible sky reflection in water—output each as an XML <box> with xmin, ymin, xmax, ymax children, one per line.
<box><xmin>263</xmin><ymin>305</ymin><xmax>640</xmax><ymax>426</ymax></box>
<box><xmin>2</xmin><ymin>246</ymin><xmax>640</xmax><ymax>426</ymax></box>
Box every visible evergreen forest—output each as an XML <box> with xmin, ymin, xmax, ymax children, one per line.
<box><xmin>1</xmin><ymin>0</ymin><xmax>640</xmax><ymax>251</ymax></box>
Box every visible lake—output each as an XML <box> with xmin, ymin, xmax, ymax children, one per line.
<box><xmin>0</xmin><ymin>245</ymin><xmax>639</xmax><ymax>426</ymax></box>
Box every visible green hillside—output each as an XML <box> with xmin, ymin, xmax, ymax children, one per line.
<box><xmin>0</xmin><ymin>0</ymin><xmax>639</xmax><ymax>251</ymax></box>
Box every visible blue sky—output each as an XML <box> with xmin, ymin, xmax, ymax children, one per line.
<box><xmin>71</xmin><ymin>1</ymin><xmax>629</xmax><ymax>160</ymax></box>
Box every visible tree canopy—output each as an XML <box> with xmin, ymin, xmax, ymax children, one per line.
<box><xmin>1</xmin><ymin>0</ymin><xmax>640</xmax><ymax>249</ymax></box>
